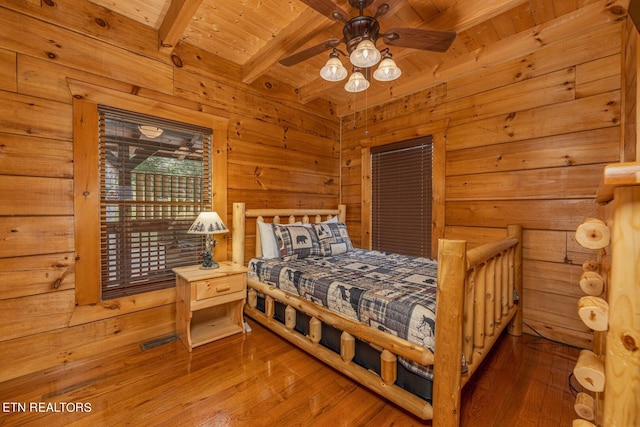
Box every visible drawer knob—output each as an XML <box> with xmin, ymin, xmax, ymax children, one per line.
<box><xmin>216</xmin><ymin>285</ymin><xmax>231</xmax><ymax>292</ymax></box>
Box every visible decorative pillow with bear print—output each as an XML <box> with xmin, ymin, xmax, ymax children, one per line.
<box><xmin>272</xmin><ymin>224</ymin><xmax>321</xmax><ymax>260</ymax></box>
<box><xmin>312</xmin><ymin>222</ymin><xmax>354</xmax><ymax>256</ymax></box>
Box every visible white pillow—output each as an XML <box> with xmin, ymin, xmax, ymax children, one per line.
<box><xmin>258</xmin><ymin>221</ymin><xmax>301</xmax><ymax>259</ymax></box>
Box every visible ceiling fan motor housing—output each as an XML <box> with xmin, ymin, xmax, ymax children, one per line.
<box><xmin>343</xmin><ymin>15</ymin><xmax>380</xmax><ymax>54</ymax></box>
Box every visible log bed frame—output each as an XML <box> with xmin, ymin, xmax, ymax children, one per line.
<box><xmin>231</xmin><ymin>202</ymin><xmax>523</xmax><ymax>426</ymax></box>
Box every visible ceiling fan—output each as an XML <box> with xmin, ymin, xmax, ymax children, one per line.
<box><xmin>280</xmin><ymin>0</ymin><xmax>456</xmax><ymax>70</ymax></box>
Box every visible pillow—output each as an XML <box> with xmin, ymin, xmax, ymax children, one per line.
<box><xmin>272</xmin><ymin>224</ymin><xmax>321</xmax><ymax>260</ymax></box>
<box><xmin>258</xmin><ymin>221</ymin><xmax>301</xmax><ymax>259</ymax></box>
<box><xmin>312</xmin><ymin>222</ymin><xmax>354</xmax><ymax>256</ymax></box>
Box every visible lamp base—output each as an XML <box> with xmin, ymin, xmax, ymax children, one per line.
<box><xmin>199</xmin><ymin>261</ymin><xmax>220</xmax><ymax>270</ymax></box>
<box><xmin>199</xmin><ymin>247</ymin><xmax>219</xmax><ymax>269</ymax></box>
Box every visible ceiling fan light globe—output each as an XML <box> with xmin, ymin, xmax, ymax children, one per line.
<box><xmin>320</xmin><ymin>57</ymin><xmax>348</xmax><ymax>81</ymax></box>
<box><xmin>373</xmin><ymin>57</ymin><xmax>401</xmax><ymax>81</ymax></box>
<box><xmin>350</xmin><ymin>39</ymin><xmax>381</xmax><ymax>68</ymax></box>
<box><xmin>344</xmin><ymin>71</ymin><xmax>370</xmax><ymax>93</ymax></box>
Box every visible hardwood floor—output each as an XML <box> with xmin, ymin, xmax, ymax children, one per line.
<box><xmin>0</xmin><ymin>318</ymin><xmax>582</xmax><ymax>426</ymax></box>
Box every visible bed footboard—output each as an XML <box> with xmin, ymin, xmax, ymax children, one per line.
<box><xmin>232</xmin><ymin>202</ymin><xmax>522</xmax><ymax>426</ymax></box>
<box><xmin>244</xmin><ymin>278</ymin><xmax>435</xmax><ymax>420</ymax></box>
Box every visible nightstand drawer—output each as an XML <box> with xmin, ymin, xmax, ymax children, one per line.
<box><xmin>195</xmin><ymin>274</ymin><xmax>246</xmax><ymax>300</ymax></box>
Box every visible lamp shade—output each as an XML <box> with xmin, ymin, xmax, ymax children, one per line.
<box><xmin>188</xmin><ymin>211</ymin><xmax>228</xmax><ymax>235</ymax></box>
<box><xmin>373</xmin><ymin>56</ymin><xmax>401</xmax><ymax>81</ymax></box>
<box><xmin>344</xmin><ymin>71</ymin><xmax>370</xmax><ymax>93</ymax></box>
<box><xmin>349</xmin><ymin>39</ymin><xmax>381</xmax><ymax>68</ymax></box>
<box><xmin>320</xmin><ymin>56</ymin><xmax>348</xmax><ymax>81</ymax></box>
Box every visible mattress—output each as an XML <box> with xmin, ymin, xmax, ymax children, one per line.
<box><xmin>248</xmin><ymin>248</ymin><xmax>439</xmax><ymax>380</ymax></box>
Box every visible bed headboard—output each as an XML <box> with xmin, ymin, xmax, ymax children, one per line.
<box><xmin>231</xmin><ymin>202</ymin><xmax>346</xmax><ymax>265</ymax></box>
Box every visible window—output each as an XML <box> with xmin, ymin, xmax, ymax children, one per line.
<box><xmin>98</xmin><ymin>106</ymin><xmax>212</xmax><ymax>299</ymax></box>
<box><xmin>371</xmin><ymin>137</ymin><xmax>433</xmax><ymax>257</ymax></box>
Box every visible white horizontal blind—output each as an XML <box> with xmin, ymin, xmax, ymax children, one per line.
<box><xmin>98</xmin><ymin>106</ymin><xmax>212</xmax><ymax>299</ymax></box>
<box><xmin>371</xmin><ymin>137</ymin><xmax>433</xmax><ymax>257</ymax></box>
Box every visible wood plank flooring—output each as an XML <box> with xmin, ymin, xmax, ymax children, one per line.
<box><xmin>0</xmin><ymin>318</ymin><xmax>582</xmax><ymax>426</ymax></box>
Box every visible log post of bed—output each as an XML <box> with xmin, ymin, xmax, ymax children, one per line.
<box><xmin>432</xmin><ymin>224</ymin><xmax>523</xmax><ymax>427</ymax></box>
<box><xmin>432</xmin><ymin>238</ymin><xmax>467</xmax><ymax>426</ymax></box>
<box><xmin>231</xmin><ymin>202</ymin><xmax>523</xmax><ymax>425</ymax></box>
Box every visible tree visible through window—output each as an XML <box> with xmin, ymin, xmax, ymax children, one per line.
<box><xmin>99</xmin><ymin>106</ymin><xmax>212</xmax><ymax>299</ymax></box>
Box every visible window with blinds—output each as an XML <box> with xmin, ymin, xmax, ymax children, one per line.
<box><xmin>371</xmin><ymin>137</ymin><xmax>433</xmax><ymax>257</ymax></box>
<box><xmin>98</xmin><ymin>106</ymin><xmax>212</xmax><ymax>299</ymax></box>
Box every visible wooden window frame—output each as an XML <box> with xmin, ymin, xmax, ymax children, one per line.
<box><xmin>71</xmin><ymin>81</ymin><xmax>228</xmax><ymax>306</ymax></box>
<box><xmin>360</xmin><ymin>120</ymin><xmax>447</xmax><ymax>259</ymax></box>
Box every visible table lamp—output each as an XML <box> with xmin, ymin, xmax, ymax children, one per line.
<box><xmin>187</xmin><ymin>211</ymin><xmax>228</xmax><ymax>269</ymax></box>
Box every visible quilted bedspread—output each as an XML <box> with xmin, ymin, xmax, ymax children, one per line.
<box><xmin>248</xmin><ymin>248</ymin><xmax>439</xmax><ymax>379</ymax></box>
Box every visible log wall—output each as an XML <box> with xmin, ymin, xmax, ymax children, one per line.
<box><xmin>341</xmin><ymin>8</ymin><xmax>629</xmax><ymax>348</ymax></box>
<box><xmin>0</xmin><ymin>2</ymin><xmax>339</xmax><ymax>382</ymax></box>
<box><xmin>0</xmin><ymin>0</ymin><xmax>634</xmax><ymax>380</ymax></box>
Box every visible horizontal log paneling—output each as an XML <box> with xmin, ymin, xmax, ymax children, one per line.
<box><xmin>446</xmin><ymin>90</ymin><xmax>620</xmax><ymax>150</ymax></box>
<box><xmin>446</xmin><ymin>164</ymin><xmax>606</xmax><ymax>200</ymax></box>
<box><xmin>230</xmin><ymin>119</ymin><xmax>339</xmax><ymax>158</ymax></box>
<box><xmin>0</xmin><ymin>305</ymin><xmax>175</xmax><ymax>383</ymax></box>
<box><xmin>0</xmin><ymin>0</ymin><xmax>343</xmax><ymax>383</ymax></box>
<box><xmin>226</xmin><ymin>190</ymin><xmax>337</xmax><ymax>211</ymax></box>
<box><xmin>524</xmin><ymin>260</ymin><xmax>586</xmax><ymax>298</ymax></box>
<box><xmin>0</xmin><ymin>290</ymin><xmax>75</xmax><ymax>342</ymax></box>
<box><xmin>1</xmin><ymin>0</ymin><xmax>162</xmax><ymax>61</ymax></box>
<box><xmin>446</xmin><ymin>22</ymin><xmax>622</xmax><ymax>102</ymax></box>
<box><xmin>445</xmin><ymin>199</ymin><xmax>599</xmax><ymax>230</ymax></box>
<box><xmin>446</xmin><ymin>127</ymin><xmax>620</xmax><ymax>176</ymax></box>
<box><xmin>228</xmin><ymin>164</ymin><xmax>337</xmax><ymax>195</ymax></box>
<box><xmin>442</xmin><ymin>226</ymin><xmax>508</xmax><ymax>248</ymax></box>
<box><xmin>523</xmin><ymin>229</ymin><xmax>571</xmax><ymax>263</ymax></box>
<box><xmin>0</xmin><ymin>176</ymin><xmax>73</xmax><ymax>215</ymax></box>
<box><xmin>0</xmin><ymin>8</ymin><xmax>173</xmax><ymax>95</ymax></box>
<box><xmin>17</xmin><ymin>55</ymin><xmax>139</xmax><ymax>104</ymax></box>
<box><xmin>0</xmin><ymin>91</ymin><xmax>71</xmax><ymax>140</ymax></box>
<box><xmin>0</xmin><ymin>216</ymin><xmax>74</xmax><ymax>258</ymax></box>
<box><xmin>229</xmin><ymin>139</ymin><xmax>337</xmax><ymax>176</ymax></box>
<box><xmin>0</xmin><ymin>47</ymin><xmax>15</xmax><ymax>92</ymax></box>
<box><xmin>338</xmin><ymin>4</ymin><xmax>624</xmax><ymax>349</ymax></box>
<box><xmin>0</xmin><ymin>133</ymin><xmax>73</xmax><ymax>178</ymax></box>
<box><xmin>0</xmin><ymin>253</ymin><xmax>75</xmax><ymax>299</ymax></box>
<box><xmin>576</xmin><ymin>54</ymin><xmax>622</xmax><ymax>89</ymax></box>
<box><xmin>522</xmin><ymin>319</ymin><xmax>594</xmax><ymax>349</ymax></box>
<box><xmin>432</xmin><ymin>67</ymin><xmax>576</xmax><ymax>126</ymax></box>
<box><xmin>175</xmin><ymin>69</ymin><xmax>338</xmax><ymax>136</ymax></box>
<box><xmin>523</xmin><ymin>289</ymin><xmax>589</xmax><ymax>332</ymax></box>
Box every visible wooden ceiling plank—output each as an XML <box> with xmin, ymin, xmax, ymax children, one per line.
<box><xmin>241</xmin><ymin>8</ymin><xmax>337</xmax><ymax>85</ymax></box>
<box><xmin>407</xmin><ymin>0</ymin><xmax>442</xmax><ymax>22</ymax></box>
<box><xmin>332</xmin><ymin>0</ymin><xmax>626</xmax><ymax>115</ymax></box>
<box><xmin>529</xmin><ymin>0</ymin><xmax>558</xmax><ymax>25</ymax></box>
<box><xmin>490</xmin><ymin>9</ymin><xmax>520</xmax><ymax>39</ymax></box>
<box><xmin>158</xmin><ymin>0</ymin><xmax>204</xmax><ymax>54</ymax></box>
<box><xmin>508</xmin><ymin>2</ymin><xmax>537</xmax><ymax>32</ymax></box>
<box><xmin>420</xmin><ymin>0</ymin><xmax>531</xmax><ymax>33</ymax></box>
<box><xmin>298</xmin><ymin>0</ymin><xmax>530</xmax><ymax>104</ymax></box>
<box><xmin>554</xmin><ymin>0</ymin><xmax>580</xmax><ymax>17</ymax></box>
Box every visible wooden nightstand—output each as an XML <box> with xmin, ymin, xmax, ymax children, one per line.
<box><xmin>173</xmin><ymin>261</ymin><xmax>249</xmax><ymax>351</ymax></box>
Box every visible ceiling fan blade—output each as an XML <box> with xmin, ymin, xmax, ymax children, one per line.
<box><xmin>382</xmin><ymin>27</ymin><xmax>456</xmax><ymax>52</ymax></box>
<box><xmin>299</xmin><ymin>0</ymin><xmax>349</xmax><ymax>22</ymax></box>
<box><xmin>279</xmin><ymin>38</ymin><xmax>342</xmax><ymax>66</ymax></box>
<box><xmin>372</xmin><ymin>2</ymin><xmax>390</xmax><ymax>19</ymax></box>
